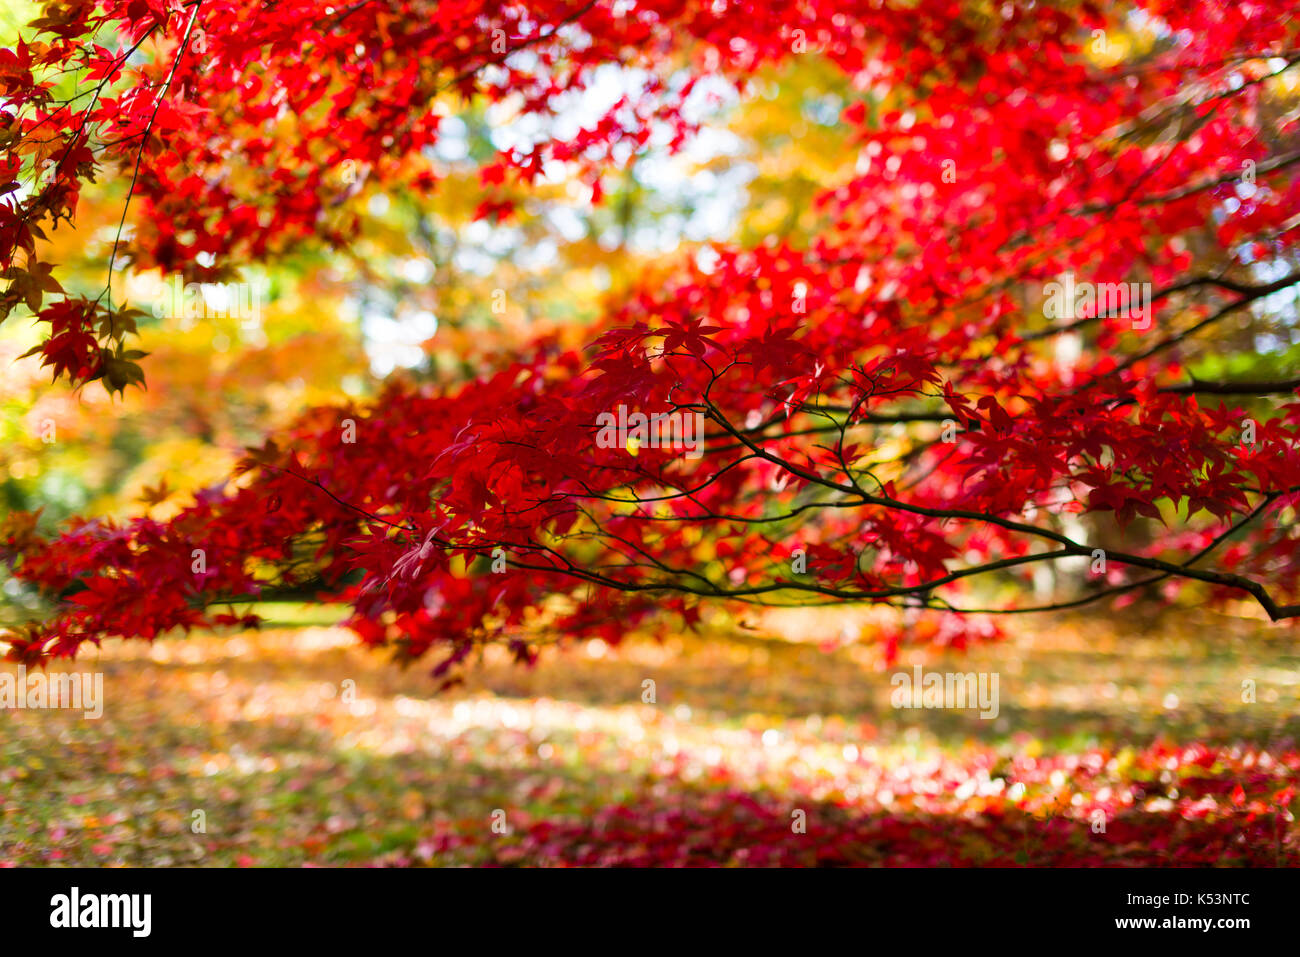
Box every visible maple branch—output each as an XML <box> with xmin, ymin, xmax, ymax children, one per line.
<box><xmin>1159</xmin><ymin>378</ymin><xmax>1300</xmax><ymax>396</ymax></box>
<box><xmin>1107</xmin><ymin>269</ymin><xmax>1300</xmax><ymax>377</ymax></box>
<box><xmin>102</xmin><ymin>4</ymin><xmax>202</xmax><ymax>313</ymax></box>
<box><xmin>1015</xmin><ymin>270</ymin><xmax>1300</xmax><ymax>345</ymax></box>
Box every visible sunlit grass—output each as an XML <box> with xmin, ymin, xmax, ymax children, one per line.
<box><xmin>2</xmin><ymin>611</ymin><xmax>1297</xmax><ymax>865</ymax></box>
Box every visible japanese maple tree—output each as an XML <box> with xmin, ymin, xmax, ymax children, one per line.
<box><xmin>3</xmin><ymin>0</ymin><xmax>1300</xmax><ymax>679</ymax></box>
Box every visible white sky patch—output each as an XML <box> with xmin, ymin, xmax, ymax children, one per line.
<box><xmin>432</xmin><ymin>115</ymin><xmax>469</xmax><ymax>161</ymax></box>
<box><xmin>360</xmin><ymin>66</ymin><xmax>750</xmax><ymax>374</ymax></box>
<box><xmin>1247</xmin><ymin>258</ymin><xmax>1300</xmax><ymax>351</ymax></box>
<box><xmin>400</xmin><ymin>257</ymin><xmax>435</xmax><ymax>283</ymax></box>
<box><xmin>362</xmin><ymin>308</ymin><xmax>438</xmax><ymax>377</ymax></box>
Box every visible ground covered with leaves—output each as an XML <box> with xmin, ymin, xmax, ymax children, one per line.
<box><xmin>2</xmin><ymin>611</ymin><xmax>1298</xmax><ymax>866</ymax></box>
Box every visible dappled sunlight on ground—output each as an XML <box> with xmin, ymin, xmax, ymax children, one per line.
<box><xmin>2</xmin><ymin>612</ymin><xmax>1298</xmax><ymax>865</ymax></box>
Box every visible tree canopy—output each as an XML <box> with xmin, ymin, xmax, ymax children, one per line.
<box><xmin>3</xmin><ymin>0</ymin><xmax>1300</xmax><ymax>681</ymax></box>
